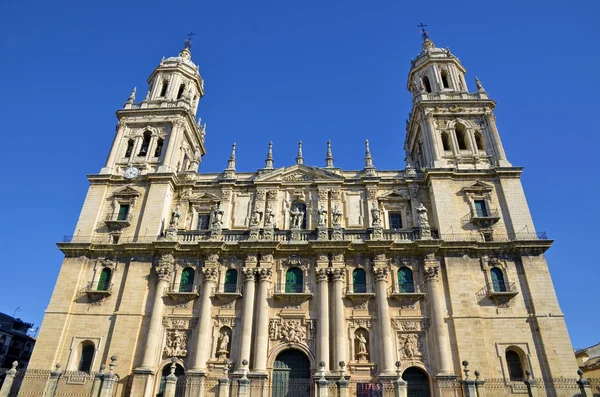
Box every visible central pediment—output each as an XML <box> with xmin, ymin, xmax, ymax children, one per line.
<box><xmin>254</xmin><ymin>164</ymin><xmax>344</xmax><ymax>183</ymax></box>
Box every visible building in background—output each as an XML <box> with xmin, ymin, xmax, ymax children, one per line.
<box><xmin>24</xmin><ymin>32</ymin><xmax>579</xmax><ymax>397</ymax></box>
<box><xmin>0</xmin><ymin>313</ymin><xmax>36</xmax><ymax>369</ymax></box>
<box><xmin>576</xmin><ymin>343</ymin><xmax>600</xmax><ymax>378</ymax></box>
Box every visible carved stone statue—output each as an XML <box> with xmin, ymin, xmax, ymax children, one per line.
<box><xmin>318</xmin><ymin>204</ymin><xmax>328</xmax><ymax>227</ymax></box>
<box><xmin>371</xmin><ymin>202</ymin><xmax>381</xmax><ymax>227</ymax></box>
<box><xmin>399</xmin><ymin>334</ymin><xmax>422</xmax><ymax>360</ymax></box>
<box><xmin>250</xmin><ymin>208</ymin><xmax>262</xmax><ymax>227</ymax></box>
<box><xmin>332</xmin><ymin>204</ymin><xmax>342</xmax><ymax>226</ymax></box>
<box><xmin>213</xmin><ymin>202</ymin><xmax>224</xmax><ymax>227</ymax></box>
<box><xmin>216</xmin><ymin>331</ymin><xmax>230</xmax><ymax>359</ymax></box>
<box><xmin>290</xmin><ymin>207</ymin><xmax>304</xmax><ymax>229</ymax></box>
<box><xmin>165</xmin><ymin>330</ymin><xmax>188</xmax><ymax>357</ymax></box>
<box><xmin>416</xmin><ymin>203</ymin><xmax>430</xmax><ymax>228</ymax></box>
<box><xmin>264</xmin><ymin>205</ymin><xmax>275</xmax><ymax>227</ymax></box>
<box><xmin>170</xmin><ymin>205</ymin><xmax>181</xmax><ymax>227</ymax></box>
<box><xmin>356</xmin><ymin>332</ymin><xmax>368</xmax><ymax>361</ymax></box>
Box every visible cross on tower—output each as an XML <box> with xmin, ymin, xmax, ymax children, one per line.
<box><xmin>417</xmin><ymin>23</ymin><xmax>429</xmax><ymax>40</ymax></box>
<box><xmin>184</xmin><ymin>31</ymin><xmax>196</xmax><ymax>49</ymax></box>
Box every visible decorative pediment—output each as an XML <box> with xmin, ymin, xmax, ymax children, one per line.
<box><xmin>254</xmin><ymin>164</ymin><xmax>343</xmax><ymax>183</ymax></box>
<box><xmin>186</xmin><ymin>192</ymin><xmax>220</xmax><ymax>203</ymax></box>
<box><xmin>378</xmin><ymin>190</ymin><xmax>409</xmax><ymax>201</ymax></box>
<box><xmin>112</xmin><ymin>186</ymin><xmax>141</xmax><ymax>198</ymax></box>
<box><xmin>461</xmin><ymin>181</ymin><xmax>493</xmax><ymax>194</ymax></box>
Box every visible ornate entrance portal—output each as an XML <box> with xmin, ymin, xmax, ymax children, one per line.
<box><xmin>402</xmin><ymin>367</ymin><xmax>431</xmax><ymax>397</ymax></box>
<box><xmin>272</xmin><ymin>349</ymin><xmax>311</xmax><ymax>397</ymax></box>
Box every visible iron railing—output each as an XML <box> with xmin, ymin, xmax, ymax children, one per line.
<box><xmin>272</xmin><ymin>283</ymin><xmax>313</xmax><ymax>294</ymax></box>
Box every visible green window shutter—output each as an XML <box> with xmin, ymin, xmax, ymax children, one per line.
<box><xmin>97</xmin><ymin>268</ymin><xmax>111</xmax><ymax>291</ymax></box>
<box><xmin>490</xmin><ymin>268</ymin><xmax>506</xmax><ymax>292</ymax></box>
<box><xmin>352</xmin><ymin>269</ymin><xmax>367</xmax><ymax>293</ymax></box>
<box><xmin>474</xmin><ymin>200</ymin><xmax>488</xmax><ymax>217</ymax></box>
<box><xmin>224</xmin><ymin>269</ymin><xmax>238</xmax><ymax>293</ymax></box>
<box><xmin>398</xmin><ymin>268</ymin><xmax>414</xmax><ymax>293</ymax></box>
<box><xmin>285</xmin><ymin>268</ymin><xmax>303</xmax><ymax>293</ymax></box>
<box><xmin>179</xmin><ymin>268</ymin><xmax>195</xmax><ymax>292</ymax></box>
<box><xmin>117</xmin><ymin>204</ymin><xmax>129</xmax><ymax>221</ymax></box>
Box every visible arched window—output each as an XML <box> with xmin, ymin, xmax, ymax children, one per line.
<box><xmin>97</xmin><ymin>268</ymin><xmax>112</xmax><ymax>291</ymax></box>
<box><xmin>182</xmin><ymin>153</ymin><xmax>189</xmax><ymax>172</ymax></box>
<box><xmin>138</xmin><ymin>131</ymin><xmax>151</xmax><ymax>156</ymax></box>
<box><xmin>179</xmin><ymin>267</ymin><xmax>195</xmax><ymax>292</ymax></box>
<box><xmin>455</xmin><ymin>124</ymin><xmax>468</xmax><ymax>150</ymax></box>
<box><xmin>177</xmin><ymin>84</ymin><xmax>186</xmax><ymax>99</ymax></box>
<box><xmin>441</xmin><ymin>70</ymin><xmax>450</xmax><ymax>89</ymax></box>
<box><xmin>290</xmin><ymin>202</ymin><xmax>307</xmax><ymax>229</ymax></box>
<box><xmin>506</xmin><ymin>349</ymin><xmax>525</xmax><ymax>381</ymax></box>
<box><xmin>352</xmin><ymin>268</ymin><xmax>367</xmax><ymax>293</ymax></box>
<box><xmin>474</xmin><ymin>132</ymin><xmax>485</xmax><ymax>151</ymax></box>
<box><xmin>154</xmin><ymin>138</ymin><xmax>164</xmax><ymax>157</ymax></box>
<box><xmin>157</xmin><ymin>362</ymin><xmax>185</xmax><ymax>397</ymax></box>
<box><xmin>398</xmin><ymin>267</ymin><xmax>415</xmax><ymax>293</ymax></box>
<box><xmin>491</xmin><ymin>267</ymin><xmax>506</xmax><ymax>292</ymax></box>
<box><xmin>159</xmin><ymin>80</ymin><xmax>169</xmax><ymax>97</ymax></box>
<box><xmin>124</xmin><ymin>139</ymin><xmax>134</xmax><ymax>158</ymax></box>
<box><xmin>285</xmin><ymin>268</ymin><xmax>303</xmax><ymax>293</ymax></box>
<box><xmin>224</xmin><ymin>269</ymin><xmax>238</xmax><ymax>293</ymax></box>
<box><xmin>441</xmin><ymin>132</ymin><xmax>451</xmax><ymax>151</ymax></box>
<box><xmin>78</xmin><ymin>342</ymin><xmax>95</xmax><ymax>372</ymax></box>
<box><xmin>422</xmin><ymin>76</ymin><xmax>432</xmax><ymax>93</ymax></box>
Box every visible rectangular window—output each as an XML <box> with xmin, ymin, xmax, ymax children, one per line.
<box><xmin>389</xmin><ymin>213</ymin><xmax>402</xmax><ymax>229</ymax></box>
<box><xmin>117</xmin><ymin>204</ymin><xmax>130</xmax><ymax>221</ymax></box>
<box><xmin>474</xmin><ymin>200</ymin><xmax>488</xmax><ymax>217</ymax></box>
<box><xmin>197</xmin><ymin>214</ymin><xmax>210</xmax><ymax>230</ymax></box>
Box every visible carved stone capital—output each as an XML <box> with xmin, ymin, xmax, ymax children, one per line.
<box><xmin>243</xmin><ymin>268</ymin><xmax>256</xmax><ymax>282</ymax></box>
<box><xmin>424</xmin><ymin>266</ymin><xmax>439</xmax><ymax>281</ymax></box>
<box><xmin>316</xmin><ymin>268</ymin><xmax>329</xmax><ymax>282</ymax></box>
<box><xmin>331</xmin><ymin>268</ymin><xmax>345</xmax><ymax>282</ymax></box>
<box><xmin>257</xmin><ymin>269</ymin><xmax>273</xmax><ymax>282</ymax></box>
<box><xmin>372</xmin><ymin>267</ymin><xmax>389</xmax><ymax>282</ymax></box>
<box><xmin>206</xmin><ymin>253</ymin><xmax>219</xmax><ymax>264</ymax></box>
<box><xmin>203</xmin><ymin>267</ymin><xmax>219</xmax><ymax>283</ymax></box>
<box><xmin>156</xmin><ymin>254</ymin><xmax>174</xmax><ymax>282</ymax></box>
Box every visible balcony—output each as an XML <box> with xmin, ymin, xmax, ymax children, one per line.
<box><xmin>485</xmin><ymin>282</ymin><xmax>519</xmax><ymax>306</ymax></box>
<box><xmin>83</xmin><ymin>281</ymin><xmax>113</xmax><ymax>301</ymax></box>
<box><xmin>166</xmin><ymin>284</ymin><xmax>199</xmax><ymax>304</ymax></box>
<box><xmin>213</xmin><ymin>285</ymin><xmax>242</xmax><ymax>306</ymax></box>
<box><xmin>104</xmin><ymin>212</ymin><xmax>133</xmax><ymax>230</ymax></box>
<box><xmin>272</xmin><ymin>283</ymin><xmax>313</xmax><ymax>308</ymax></box>
<box><xmin>345</xmin><ymin>284</ymin><xmax>375</xmax><ymax>309</ymax></box>
<box><xmin>462</xmin><ymin>208</ymin><xmax>500</xmax><ymax>228</ymax></box>
<box><xmin>389</xmin><ymin>285</ymin><xmax>426</xmax><ymax>308</ymax></box>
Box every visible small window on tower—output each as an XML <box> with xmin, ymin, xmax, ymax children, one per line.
<box><xmin>160</xmin><ymin>80</ymin><xmax>169</xmax><ymax>97</ymax></box>
<box><xmin>441</xmin><ymin>132</ymin><xmax>451</xmax><ymax>151</ymax></box>
<box><xmin>474</xmin><ymin>132</ymin><xmax>485</xmax><ymax>151</ymax></box>
<box><xmin>177</xmin><ymin>84</ymin><xmax>186</xmax><ymax>99</ymax></box>
<box><xmin>154</xmin><ymin>138</ymin><xmax>164</xmax><ymax>157</ymax></box>
<box><xmin>138</xmin><ymin>131</ymin><xmax>151</xmax><ymax>156</ymax></box>
<box><xmin>389</xmin><ymin>213</ymin><xmax>402</xmax><ymax>229</ymax></box>
<box><xmin>117</xmin><ymin>204</ymin><xmax>130</xmax><ymax>221</ymax></box>
<box><xmin>441</xmin><ymin>70</ymin><xmax>450</xmax><ymax>89</ymax></box>
<box><xmin>455</xmin><ymin>124</ymin><xmax>468</xmax><ymax>150</ymax></box>
<box><xmin>422</xmin><ymin>76</ymin><xmax>432</xmax><ymax>93</ymax></box>
<box><xmin>124</xmin><ymin>140</ymin><xmax>134</xmax><ymax>158</ymax></box>
<box><xmin>197</xmin><ymin>214</ymin><xmax>210</xmax><ymax>230</ymax></box>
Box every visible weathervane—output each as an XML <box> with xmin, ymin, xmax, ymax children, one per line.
<box><xmin>417</xmin><ymin>23</ymin><xmax>429</xmax><ymax>40</ymax></box>
<box><xmin>184</xmin><ymin>31</ymin><xmax>196</xmax><ymax>49</ymax></box>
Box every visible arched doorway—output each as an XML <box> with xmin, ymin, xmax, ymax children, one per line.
<box><xmin>402</xmin><ymin>367</ymin><xmax>431</xmax><ymax>397</ymax></box>
<box><xmin>156</xmin><ymin>363</ymin><xmax>185</xmax><ymax>397</ymax></box>
<box><xmin>272</xmin><ymin>349</ymin><xmax>311</xmax><ymax>397</ymax></box>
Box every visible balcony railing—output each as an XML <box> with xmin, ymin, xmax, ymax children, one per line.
<box><xmin>272</xmin><ymin>283</ymin><xmax>314</xmax><ymax>307</ymax></box>
<box><xmin>165</xmin><ymin>284</ymin><xmax>199</xmax><ymax>303</ymax></box>
<box><xmin>484</xmin><ymin>282</ymin><xmax>519</xmax><ymax>305</ymax></box>
<box><xmin>461</xmin><ymin>208</ymin><xmax>500</xmax><ymax>228</ymax></box>
<box><xmin>104</xmin><ymin>212</ymin><xmax>133</xmax><ymax>229</ymax></box>
<box><xmin>82</xmin><ymin>281</ymin><xmax>113</xmax><ymax>301</ymax></box>
<box><xmin>388</xmin><ymin>285</ymin><xmax>426</xmax><ymax>306</ymax></box>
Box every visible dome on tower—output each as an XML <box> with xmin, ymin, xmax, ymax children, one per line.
<box><xmin>162</xmin><ymin>46</ymin><xmax>200</xmax><ymax>72</ymax></box>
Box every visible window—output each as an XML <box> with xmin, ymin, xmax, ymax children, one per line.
<box><xmin>474</xmin><ymin>132</ymin><xmax>485</xmax><ymax>151</ymax></box>
<box><xmin>197</xmin><ymin>214</ymin><xmax>210</xmax><ymax>230</ymax></box>
<box><xmin>157</xmin><ymin>363</ymin><xmax>185</xmax><ymax>397</ymax></box>
<box><xmin>182</xmin><ymin>154</ymin><xmax>189</xmax><ymax>172</ymax></box>
<box><xmin>177</xmin><ymin>84</ymin><xmax>186</xmax><ymax>99</ymax></box>
<box><xmin>441</xmin><ymin>70</ymin><xmax>450</xmax><ymax>89</ymax></box>
<box><xmin>491</xmin><ymin>267</ymin><xmax>507</xmax><ymax>292</ymax></box>
<box><xmin>422</xmin><ymin>76</ymin><xmax>432</xmax><ymax>93</ymax></box>
<box><xmin>352</xmin><ymin>268</ymin><xmax>367</xmax><ymax>293</ymax></box>
<box><xmin>138</xmin><ymin>131</ymin><xmax>151</xmax><ymax>156</ymax></box>
<box><xmin>290</xmin><ymin>202</ymin><xmax>307</xmax><ymax>229</ymax></box>
<box><xmin>398</xmin><ymin>267</ymin><xmax>415</xmax><ymax>293</ymax></box>
<box><xmin>160</xmin><ymin>80</ymin><xmax>169</xmax><ymax>97</ymax></box>
<box><xmin>455</xmin><ymin>124</ymin><xmax>468</xmax><ymax>150</ymax></box>
<box><xmin>506</xmin><ymin>350</ymin><xmax>525</xmax><ymax>381</ymax></box>
<box><xmin>154</xmin><ymin>138</ymin><xmax>164</xmax><ymax>157</ymax></box>
<box><xmin>389</xmin><ymin>213</ymin><xmax>402</xmax><ymax>229</ymax></box>
<box><xmin>117</xmin><ymin>204</ymin><xmax>130</xmax><ymax>221</ymax></box>
<box><xmin>124</xmin><ymin>139</ymin><xmax>134</xmax><ymax>157</ymax></box>
<box><xmin>474</xmin><ymin>200</ymin><xmax>488</xmax><ymax>217</ymax></box>
<box><xmin>78</xmin><ymin>342</ymin><xmax>95</xmax><ymax>372</ymax></box>
<box><xmin>224</xmin><ymin>269</ymin><xmax>238</xmax><ymax>293</ymax></box>
<box><xmin>97</xmin><ymin>268</ymin><xmax>112</xmax><ymax>291</ymax></box>
<box><xmin>441</xmin><ymin>132</ymin><xmax>451</xmax><ymax>151</ymax></box>
<box><xmin>179</xmin><ymin>267</ymin><xmax>195</xmax><ymax>292</ymax></box>
<box><xmin>285</xmin><ymin>268</ymin><xmax>303</xmax><ymax>293</ymax></box>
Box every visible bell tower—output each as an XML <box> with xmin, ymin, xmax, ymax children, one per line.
<box><xmin>100</xmin><ymin>36</ymin><xmax>207</xmax><ymax>176</ymax></box>
<box><xmin>404</xmin><ymin>29</ymin><xmax>511</xmax><ymax>170</ymax></box>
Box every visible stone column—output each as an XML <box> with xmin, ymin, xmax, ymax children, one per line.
<box><xmin>99</xmin><ymin>357</ymin><xmax>118</xmax><ymax>397</ymax></box>
<box><xmin>485</xmin><ymin>113</ymin><xmax>510</xmax><ymax>167</ymax></box>
<box><xmin>158</xmin><ymin>119</ymin><xmax>184</xmax><ymax>173</ymax></box>
<box><xmin>91</xmin><ymin>364</ymin><xmax>105</xmax><ymax>397</ymax></box>
<box><xmin>424</xmin><ymin>255</ymin><xmax>453</xmax><ymax>376</ymax></box>
<box><xmin>101</xmin><ymin>122</ymin><xmax>127</xmax><ymax>173</ymax></box>
<box><xmin>331</xmin><ymin>267</ymin><xmax>346</xmax><ymax>367</ymax></box>
<box><xmin>372</xmin><ymin>262</ymin><xmax>395</xmax><ymax>375</ymax></box>
<box><xmin>424</xmin><ymin>113</ymin><xmax>442</xmax><ymax>165</ymax></box>
<box><xmin>43</xmin><ymin>363</ymin><xmax>62</xmax><ymax>397</ymax></box>
<box><xmin>316</xmin><ymin>267</ymin><xmax>330</xmax><ymax>373</ymax></box>
<box><xmin>191</xmin><ymin>266</ymin><xmax>218</xmax><ymax>372</ymax></box>
<box><xmin>139</xmin><ymin>254</ymin><xmax>174</xmax><ymax>370</ymax></box>
<box><xmin>0</xmin><ymin>361</ymin><xmax>18</xmax><ymax>397</ymax></box>
<box><xmin>253</xmin><ymin>267</ymin><xmax>272</xmax><ymax>373</ymax></box>
<box><xmin>237</xmin><ymin>265</ymin><xmax>257</xmax><ymax>372</ymax></box>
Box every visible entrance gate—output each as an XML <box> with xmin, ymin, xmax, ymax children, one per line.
<box><xmin>402</xmin><ymin>367</ymin><xmax>430</xmax><ymax>397</ymax></box>
<box><xmin>272</xmin><ymin>349</ymin><xmax>311</xmax><ymax>397</ymax></box>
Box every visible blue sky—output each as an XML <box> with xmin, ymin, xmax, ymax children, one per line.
<box><xmin>0</xmin><ymin>0</ymin><xmax>598</xmax><ymax>350</ymax></box>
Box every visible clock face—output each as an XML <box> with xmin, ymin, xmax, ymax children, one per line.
<box><xmin>124</xmin><ymin>167</ymin><xmax>140</xmax><ymax>179</ymax></box>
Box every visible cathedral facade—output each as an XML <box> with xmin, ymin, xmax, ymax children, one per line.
<box><xmin>27</xmin><ymin>35</ymin><xmax>578</xmax><ymax>397</ymax></box>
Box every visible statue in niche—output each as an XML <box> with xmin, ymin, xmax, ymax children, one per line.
<box><xmin>371</xmin><ymin>202</ymin><xmax>381</xmax><ymax>227</ymax></box>
<box><xmin>213</xmin><ymin>202</ymin><xmax>224</xmax><ymax>227</ymax></box>
<box><xmin>216</xmin><ymin>329</ymin><xmax>230</xmax><ymax>360</ymax></box>
<box><xmin>250</xmin><ymin>208</ymin><xmax>262</xmax><ymax>227</ymax></box>
<box><xmin>290</xmin><ymin>207</ymin><xmax>304</xmax><ymax>229</ymax></box>
<box><xmin>318</xmin><ymin>204</ymin><xmax>328</xmax><ymax>227</ymax></box>
<box><xmin>264</xmin><ymin>204</ymin><xmax>275</xmax><ymax>226</ymax></box>
<box><xmin>170</xmin><ymin>205</ymin><xmax>181</xmax><ymax>227</ymax></box>
<box><xmin>332</xmin><ymin>204</ymin><xmax>342</xmax><ymax>226</ymax></box>
<box><xmin>416</xmin><ymin>203</ymin><xmax>430</xmax><ymax>228</ymax></box>
<box><xmin>355</xmin><ymin>330</ymin><xmax>368</xmax><ymax>361</ymax></box>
